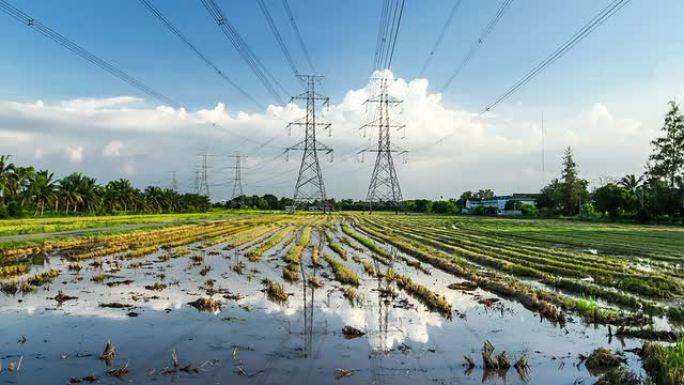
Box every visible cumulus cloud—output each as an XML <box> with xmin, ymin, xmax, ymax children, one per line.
<box><xmin>66</xmin><ymin>145</ymin><xmax>84</xmax><ymax>162</ymax></box>
<box><xmin>0</xmin><ymin>72</ymin><xmax>656</xmax><ymax>198</ymax></box>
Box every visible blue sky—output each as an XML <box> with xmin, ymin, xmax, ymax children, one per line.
<box><xmin>1</xmin><ymin>0</ymin><xmax>683</xmax><ymax>199</ymax></box>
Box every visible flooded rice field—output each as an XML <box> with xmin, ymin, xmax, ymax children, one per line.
<box><xmin>0</xmin><ymin>214</ymin><xmax>678</xmax><ymax>384</ymax></box>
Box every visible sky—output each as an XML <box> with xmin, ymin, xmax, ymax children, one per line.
<box><xmin>1</xmin><ymin>0</ymin><xmax>683</xmax><ymax>201</ymax></box>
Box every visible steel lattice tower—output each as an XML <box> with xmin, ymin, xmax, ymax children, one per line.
<box><xmin>170</xmin><ymin>171</ymin><xmax>178</xmax><ymax>192</ymax></box>
<box><xmin>198</xmin><ymin>153</ymin><xmax>210</xmax><ymax>198</ymax></box>
<box><xmin>359</xmin><ymin>77</ymin><xmax>406</xmax><ymax>212</ymax></box>
<box><xmin>229</xmin><ymin>152</ymin><xmax>245</xmax><ymax>200</ymax></box>
<box><xmin>287</xmin><ymin>75</ymin><xmax>332</xmax><ymax>212</ymax></box>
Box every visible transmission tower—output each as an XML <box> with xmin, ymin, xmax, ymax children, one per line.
<box><xmin>170</xmin><ymin>170</ymin><xmax>178</xmax><ymax>192</ymax></box>
<box><xmin>198</xmin><ymin>153</ymin><xmax>210</xmax><ymax>198</ymax></box>
<box><xmin>286</xmin><ymin>75</ymin><xmax>332</xmax><ymax>212</ymax></box>
<box><xmin>359</xmin><ymin>77</ymin><xmax>406</xmax><ymax>212</ymax></box>
<box><xmin>193</xmin><ymin>169</ymin><xmax>200</xmax><ymax>194</ymax></box>
<box><xmin>229</xmin><ymin>152</ymin><xmax>245</xmax><ymax>200</ymax></box>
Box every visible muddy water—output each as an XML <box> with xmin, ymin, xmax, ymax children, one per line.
<box><xmin>1</xmin><ymin>227</ymin><xmax>646</xmax><ymax>384</ymax></box>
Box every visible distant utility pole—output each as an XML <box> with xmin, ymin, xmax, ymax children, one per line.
<box><xmin>229</xmin><ymin>152</ymin><xmax>245</xmax><ymax>200</ymax></box>
<box><xmin>359</xmin><ymin>76</ymin><xmax>406</xmax><ymax>213</ymax></box>
<box><xmin>541</xmin><ymin>112</ymin><xmax>546</xmax><ymax>186</ymax></box>
<box><xmin>286</xmin><ymin>74</ymin><xmax>332</xmax><ymax>212</ymax></box>
<box><xmin>170</xmin><ymin>170</ymin><xmax>178</xmax><ymax>192</ymax></box>
<box><xmin>198</xmin><ymin>152</ymin><xmax>210</xmax><ymax>198</ymax></box>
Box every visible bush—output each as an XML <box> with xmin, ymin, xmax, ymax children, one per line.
<box><xmin>520</xmin><ymin>203</ymin><xmax>538</xmax><ymax>216</ymax></box>
<box><xmin>7</xmin><ymin>201</ymin><xmax>24</xmax><ymax>218</ymax></box>
<box><xmin>0</xmin><ymin>203</ymin><xmax>8</xmax><ymax>219</ymax></box>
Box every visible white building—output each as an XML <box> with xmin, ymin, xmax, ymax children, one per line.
<box><xmin>464</xmin><ymin>194</ymin><xmax>539</xmax><ymax>215</ymax></box>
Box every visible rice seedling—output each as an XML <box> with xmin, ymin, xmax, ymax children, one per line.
<box><xmin>126</xmin><ymin>245</ymin><xmax>159</xmax><ymax>258</ymax></box>
<box><xmin>324</xmin><ymin>230</ymin><xmax>347</xmax><ymax>260</ymax></box>
<box><xmin>341</xmin><ymin>286</ymin><xmax>357</xmax><ymax>305</ymax></box>
<box><xmin>170</xmin><ymin>246</ymin><xmax>189</xmax><ymax>258</ymax></box>
<box><xmin>359</xmin><ymin>258</ymin><xmax>375</xmax><ymax>275</ymax></box>
<box><xmin>311</xmin><ymin>244</ymin><xmax>321</xmax><ymax>266</ymax></box>
<box><xmin>233</xmin><ymin>261</ymin><xmax>246</xmax><ymax>274</ymax></box>
<box><xmin>308</xmin><ymin>276</ymin><xmax>323</xmax><ymax>288</ymax></box>
<box><xmin>642</xmin><ymin>337</ymin><xmax>684</xmax><ymax>385</ymax></box>
<box><xmin>25</xmin><ymin>268</ymin><xmax>60</xmax><ymax>287</ymax></box>
<box><xmin>386</xmin><ymin>271</ymin><xmax>452</xmax><ymax>318</ymax></box>
<box><xmin>263</xmin><ymin>279</ymin><xmax>288</xmax><ymax>303</ymax></box>
<box><xmin>199</xmin><ymin>265</ymin><xmax>211</xmax><ymax>276</ymax></box>
<box><xmin>1</xmin><ymin>280</ymin><xmax>18</xmax><ymax>295</ymax></box>
<box><xmin>145</xmin><ymin>282</ymin><xmax>167</xmax><ymax>291</ymax></box>
<box><xmin>247</xmin><ymin>227</ymin><xmax>293</xmax><ymax>262</ymax></box>
<box><xmin>67</xmin><ymin>262</ymin><xmax>82</xmax><ymax>272</ymax></box>
<box><xmin>323</xmin><ymin>255</ymin><xmax>359</xmax><ymax>286</ymax></box>
<box><xmin>188</xmin><ymin>297</ymin><xmax>223</xmax><ymax>312</ymax></box>
<box><xmin>282</xmin><ymin>263</ymin><xmax>300</xmax><ymax>282</ymax></box>
<box><xmin>284</xmin><ymin>227</ymin><xmax>312</xmax><ymax>264</ymax></box>
<box><xmin>0</xmin><ymin>263</ymin><xmax>29</xmax><ymax>278</ymax></box>
<box><xmin>91</xmin><ymin>272</ymin><xmax>106</xmax><ymax>283</ymax></box>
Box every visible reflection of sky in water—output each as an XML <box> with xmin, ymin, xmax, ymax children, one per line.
<box><xmin>0</xmin><ymin>233</ymin><xmax>650</xmax><ymax>384</ymax></box>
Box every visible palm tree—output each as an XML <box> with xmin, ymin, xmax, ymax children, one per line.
<box><xmin>0</xmin><ymin>154</ymin><xmax>15</xmax><ymax>203</ymax></box>
<box><xmin>29</xmin><ymin>169</ymin><xmax>58</xmax><ymax>216</ymax></box>
<box><xmin>7</xmin><ymin>166</ymin><xmax>36</xmax><ymax>206</ymax></box>
<box><xmin>618</xmin><ymin>174</ymin><xmax>643</xmax><ymax>193</ymax></box>
<box><xmin>106</xmin><ymin>178</ymin><xmax>137</xmax><ymax>214</ymax></box>
<box><xmin>619</xmin><ymin>173</ymin><xmax>646</xmax><ymax>210</ymax></box>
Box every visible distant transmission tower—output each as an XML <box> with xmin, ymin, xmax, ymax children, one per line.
<box><xmin>359</xmin><ymin>77</ymin><xmax>406</xmax><ymax>212</ymax></box>
<box><xmin>193</xmin><ymin>169</ymin><xmax>200</xmax><ymax>194</ymax></box>
<box><xmin>286</xmin><ymin>75</ymin><xmax>332</xmax><ymax>212</ymax></box>
<box><xmin>170</xmin><ymin>170</ymin><xmax>178</xmax><ymax>192</ymax></box>
<box><xmin>229</xmin><ymin>152</ymin><xmax>245</xmax><ymax>199</ymax></box>
<box><xmin>198</xmin><ymin>152</ymin><xmax>210</xmax><ymax>198</ymax></box>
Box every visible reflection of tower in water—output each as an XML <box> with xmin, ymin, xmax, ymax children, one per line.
<box><xmin>375</xmin><ymin>246</ymin><xmax>395</xmax><ymax>353</ymax></box>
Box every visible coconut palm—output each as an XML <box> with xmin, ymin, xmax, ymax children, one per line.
<box><xmin>29</xmin><ymin>169</ymin><xmax>58</xmax><ymax>216</ymax></box>
<box><xmin>0</xmin><ymin>154</ymin><xmax>15</xmax><ymax>203</ymax></box>
<box><xmin>106</xmin><ymin>178</ymin><xmax>137</xmax><ymax>214</ymax></box>
<box><xmin>618</xmin><ymin>174</ymin><xmax>643</xmax><ymax>193</ymax></box>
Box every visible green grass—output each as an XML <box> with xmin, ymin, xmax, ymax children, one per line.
<box><xmin>323</xmin><ymin>255</ymin><xmax>359</xmax><ymax>286</ymax></box>
<box><xmin>643</xmin><ymin>337</ymin><xmax>684</xmax><ymax>385</ymax></box>
<box><xmin>0</xmin><ymin>208</ymin><xmax>270</xmax><ymax>237</ymax></box>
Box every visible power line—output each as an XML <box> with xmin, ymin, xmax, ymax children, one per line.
<box><xmin>0</xmin><ymin>0</ymin><xmax>178</xmax><ymax>107</ymax></box>
<box><xmin>384</xmin><ymin>0</ymin><xmax>405</xmax><ymax>71</ymax></box>
<box><xmin>138</xmin><ymin>0</ymin><xmax>264</xmax><ymax>110</ymax></box>
<box><xmin>372</xmin><ymin>0</ymin><xmax>406</xmax><ymax>72</ymax></box>
<box><xmin>418</xmin><ymin>0</ymin><xmax>463</xmax><ymax>78</ymax></box>
<box><xmin>483</xmin><ymin>0</ymin><xmax>631</xmax><ymax>112</ymax></box>
<box><xmin>282</xmin><ymin>0</ymin><xmax>316</xmax><ymax>74</ymax></box>
<box><xmin>372</xmin><ymin>0</ymin><xmax>390</xmax><ymax>72</ymax></box>
<box><xmin>257</xmin><ymin>0</ymin><xmax>300</xmax><ymax>80</ymax></box>
<box><xmin>440</xmin><ymin>0</ymin><xmax>514</xmax><ymax>92</ymax></box>
<box><xmin>201</xmin><ymin>0</ymin><xmax>288</xmax><ymax>104</ymax></box>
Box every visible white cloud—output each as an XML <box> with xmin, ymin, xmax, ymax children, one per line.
<box><xmin>0</xmin><ymin>72</ymin><xmax>659</xmax><ymax>199</ymax></box>
<box><xmin>102</xmin><ymin>140</ymin><xmax>128</xmax><ymax>157</ymax></box>
<box><xmin>66</xmin><ymin>145</ymin><xmax>84</xmax><ymax>162</ymax></box>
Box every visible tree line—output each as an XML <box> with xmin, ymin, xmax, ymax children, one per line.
<box><xmin>0</xmin><ymin>159</ymin><xmax>210</xmax><ymax>218</ymax></box>
<box><xmin>536</xmin><ymin>101</ymin><xmax>684</xmax><ymax>222</ymax></box>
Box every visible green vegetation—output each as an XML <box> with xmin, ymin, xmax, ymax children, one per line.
<box><xmin>0</xmin><ymin>155</ymin><xmax>211</xmax><ymax>219</ymax></box>
<box><xmin>324</xmin><ymin>229</ymin><xmax>347</xmax><ymax>260</ymax></box>
<box><xmin>263</xmin><ymin>279</ymin><xmax>288</xmax><ymax>303</ymax></box>
<box><xmin>323</xmin><ymin>255</ymin><xmax>359</xmax><ymax>286</ymax></box>
<box><xmin>386</xmin><ymin>269</ymin><xmax>452</xmax><ymax>317</ymax></box>
<box><xmin>247</xmin><ymin>226</ymin><xmax>293</xmax><ymax>262</ymax></box>
<box><xmin>643</xmin><ymin>338</ymin><xmax>684</xmax><ymax>385</ymax></box>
